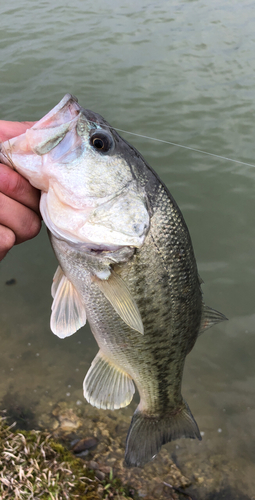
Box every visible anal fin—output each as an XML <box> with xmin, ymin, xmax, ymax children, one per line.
<box><xmin>83</xmin><ymin>351</ymin><xmax>135</xmax><ymax>410</ymax></box>
<box><xmin>50</xmin><ymin>266</ymin><xmax>86</xmax><ymax>338</ymax></box>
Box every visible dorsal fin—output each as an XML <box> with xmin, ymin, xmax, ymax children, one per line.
<box><xmin>199</xmin><ymin>305</ymin><xmax>227</xmax><ymax>335</ymax></box>
<box><xmin>198</xmin><ymin>274</ymin><xmax>204</xmax><ymax>285</ymax></box>
<box><xmin>93</xmin><ymin>270</ymin><xmax>144</xmax><ymax>335</ymax></box>
<box><xmin>50</xmin><ymin>267</ymin><xmax>86</xmax><ymax>338</ymax></box>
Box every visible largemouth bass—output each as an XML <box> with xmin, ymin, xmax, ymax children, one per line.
<box><xmin>0</xmin><ymin>94</ymin><xmax>226</xmax><ymax>466</ymax></box>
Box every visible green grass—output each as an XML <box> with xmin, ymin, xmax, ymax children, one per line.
<box><xmin>0</xmin><ymin>417</ymin><xmax>136</xmax><ymax>500</ymax></box>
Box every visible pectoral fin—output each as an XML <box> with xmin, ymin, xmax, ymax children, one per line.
<box><xmin>51</xmin><ymin>266</ymin><xmax>64</xmax><ymax>298</ymax></box>
<box><xmin>199</xmin><ymin>305</ymin><xmax>227</xmax><ymax>335</ymax></box>
<box><xmin>51</xmin><ymin>268</ymin><xmax>86</xmax><ymax>338</ymax></box>
<box><xmin>93</xmin><ymin>271</ymin><xmax>144</xmax><ymax>335</ymax></box>
<box><xmin>83</xmin><ymin>350</ymin><xmax>135</xmax><ymax>410</ymax></box>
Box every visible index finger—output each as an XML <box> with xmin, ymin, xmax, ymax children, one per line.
<box><xmin>0</xmin><ymin>120</ymin><xmax>36</xmax><ymax>142</ymax></box>
<box><xmin>0</xmin><ymin>163</ymin><xmax>40</xmax><ymax>215</ymax></box>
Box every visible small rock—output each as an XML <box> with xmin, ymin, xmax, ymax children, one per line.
<box><xmin>75</xmin><ymin>450</ymin><xmax>89</xmax><ymax>458</ymax></box>
<box><xmin>70</xmin><ymin>438</ymin><xmax>80</xmax><ymax>447</ymax></box>
<box><xmin>5</xmin><ymin>278</ymin><xmax>16</xmax><ymax>285</ymax></box>
<box><xmin>99</xmin><ymin>465</ymin><xmax>112</xmax><ymax>474</ymax></box>
<box><xmin>106</xmin><ymin>457</ymin><xmax>116</xmax><ymax>464</ymax></box>
<box><xmin>88</xmin><ymin>460</ymin><xmax>99</xmax><ymax>470</ymax></box>
<box><xmin>73</xmin><ymin>437</ymin><xmax>98</xmax><ymax>453</ymax></box>
<box><xmin>197</xmin><ymin>476</ymin><xmax>204</xmax><ymax>484</ymax></box>
<box><xmin>152</xmin><ymin>482</ymin><xmax>164</xmax><ymax>496</ymax></box>
<box><xmin>54</xmin><ymin>408</ymin><xmax>82</xmax><ymax>431</ymax></box>
<box><xmin>194</xmin><ymin>473</ymin><xmax>204</xmax><ymax>484</ymax></box>
<box><xmin>101</xmin><ymin>429</ymin><xmax>110</xmax><ymax>438</ymax></box>
<box><xmin>95</xmin><ymin>470</ymin><xmax>105</xmax><ymax>481</ymax></box>
<box><xmin>97</xmin><ymin>484</ymin><xmax>104</xmax><ymax>495</ymax></box>
<box><xmin>51</xmin><ymin>419</ymin><xmax>59</xmax><ymax>430</ymax></box>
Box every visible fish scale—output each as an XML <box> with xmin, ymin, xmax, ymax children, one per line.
<box><xmin>0</xmin><ymin>94</ymin><xmax>226</xmax><ymax>467</ymax></box>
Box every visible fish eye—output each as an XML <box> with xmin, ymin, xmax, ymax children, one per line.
<box><xmin>90</xmin><ymin>131</ymin><xmax>113</xmax><ymax>153</ymax></box>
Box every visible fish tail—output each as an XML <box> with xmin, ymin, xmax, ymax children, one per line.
<box><xmin>125</xmin><ymin>400</ymin><xmax>201</xmax><ymax>467</ymax></box>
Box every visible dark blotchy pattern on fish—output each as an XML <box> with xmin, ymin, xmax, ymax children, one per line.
<box><xmin>52</xmin><ymin>127</ymin><xmax>203</xmax><ymax>466</ymax></box>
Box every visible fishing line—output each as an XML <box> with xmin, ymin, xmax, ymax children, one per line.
<box><xmin>88</xmin><ymin>117</ymin><xmax>255</xmax><ymax>168</ymax></box>
<box><xmin>113</xmin><ymin>127</ymin><xmax>255</xmax><ymax>169</ymax></box>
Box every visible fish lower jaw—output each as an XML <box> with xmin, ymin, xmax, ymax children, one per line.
<box><xmin>41</xmin><ymin>197</ymin><xmax>125</xmax><ymax>252</ymax></box>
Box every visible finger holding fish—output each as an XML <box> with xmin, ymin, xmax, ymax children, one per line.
<box><xmin>0</xmin><ymin>120</ymin><xmax>36</xmax><ymax>143</ymax></box>
<box><xmin>0</xmin><ymin>189</ymin><xmax>41</xmax><ymax>244</ymax></box>
<box><xmin>0</xmin><ymin>120</ymin><xmax>41</xmax><ymax>260</ymax></box>
<box><xmin>0</xmin><ymin>224</ymin><xmax>16</xmax><ymax>261</ymax></box>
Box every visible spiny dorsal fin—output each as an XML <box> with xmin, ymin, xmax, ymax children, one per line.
<box><xmin>93</xmin><ymin>270</ymin><xmax>144</xmax><ymax>335</ymax></box>
<box><xmin>50</xmin><ymin>268</ymin><xmax>86</xmax><ymax>338</ymax></box>
<box><xmin>83</xmin><ymin>350</ymin><xmax>135</xmax><ymax>410</ymax></box>
<box><xmin>199</xmin><ymin>305</ymin><xmax>227</xmax><ymax>335</ymax></box>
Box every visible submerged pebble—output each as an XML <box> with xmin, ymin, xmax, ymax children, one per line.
<box><xmin>95</xmin><ymin>470</ymin><xmax>105</xmax><ymax>481</ymax></box>
<box><xmin>88</xmin><ymin>460</ymin><xmax>100</xmax><ymax>470</ymax></box>
<box><xmin>72</xmin><ymin>436</ymin><xmax>98</xmax><ymax>453</ymax></box>
<box><xmin>5</xmin><ymin>278</ymin><xmax>16</xmax><ymax>285</ymax></box>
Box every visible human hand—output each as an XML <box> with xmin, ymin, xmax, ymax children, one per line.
<box><xmin>0</xmin><ymin>120</ymin><xmax>41</xmax><ymax>261</ymax></box>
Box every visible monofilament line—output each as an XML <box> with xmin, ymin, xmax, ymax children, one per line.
<box><xmin>114</xmin><ymin>127</ymin><xmax>255</xmax><ymax>169</ymax></box>
<box><xmin>88</xmin><ymin>117</ymin><xmax>255</xmax><ymax>168</ymax></box>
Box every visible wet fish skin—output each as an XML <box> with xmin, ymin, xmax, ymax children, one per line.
<box><xmin>0</xmin><ymin>95</ymin><xmax>226</xmax><ymax>467</ymax></box>
<box><xmin>50</xmin><ymin>169</ymin><xmax>203</xmax><ymax>467</ymax></box>
<box><xmin>51</xmin><ymin>187</ymin><xmax>202</xmax><ymax>465</ymax></box>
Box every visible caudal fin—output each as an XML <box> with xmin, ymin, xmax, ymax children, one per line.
<box><xmin>125</xmin><ymin>401</ymin><xmax>201</xmax><ymax>467</ymax></box>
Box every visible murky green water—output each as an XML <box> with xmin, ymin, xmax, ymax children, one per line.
<box><xmin>1</xmin><ymin>1</ymin><xmax>255</xmax><ymax>497</ymax></box>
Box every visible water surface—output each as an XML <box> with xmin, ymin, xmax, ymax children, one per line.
<box><xmin>1</xmin><ymin>1</ymin><xmax>255</xmax><ymax>497</ymax></box>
